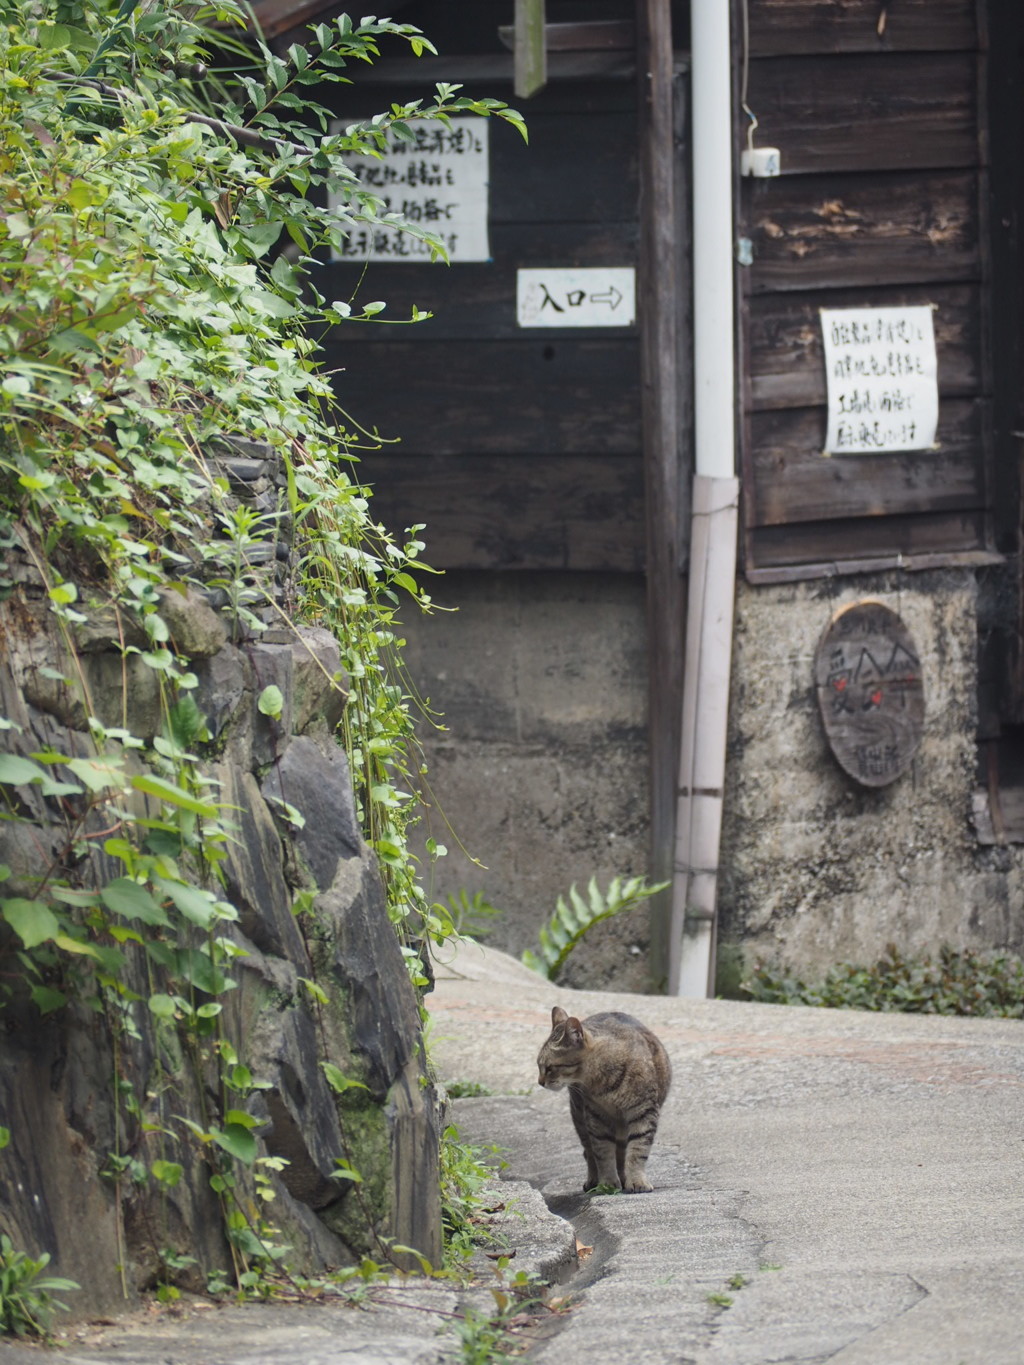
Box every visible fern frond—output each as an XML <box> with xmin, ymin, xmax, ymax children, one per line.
<box><xmin>521</xmin><ymin>876</ymin><xmax>670</xmax><ymax>981</ymax></box>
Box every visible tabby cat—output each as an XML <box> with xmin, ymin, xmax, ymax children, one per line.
<box><xmin>536</xmin><ymin>1005</ymin><xmax>671</xmax><ymax>1193</ymax></box>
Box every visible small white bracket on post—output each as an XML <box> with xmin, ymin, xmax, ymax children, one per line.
<box><xmin>740</xmin><ymin>145</ymin><xmax>781</xmax><ymax>177</ymax></box>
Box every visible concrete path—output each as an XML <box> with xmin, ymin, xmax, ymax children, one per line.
<box><xmin>430</xmin><ymin>941</ymin><xmax>1024</xmax><ymax>1364</ymax></box>
<box><xmin>3</xmin><ymin>939</ymin><xmax>1023</xmax><ymax>1363</ymax></box>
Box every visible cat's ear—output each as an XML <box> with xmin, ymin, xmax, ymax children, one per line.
<box><xmin>551</xmin><ymin>1006</ymin><xmax>568</xmax><ymax>1026</ymax></box>
<box><xmin>565</xmin><ymin>1016</ymin><xmax>584</xmax><ymax>1045</ymax></box>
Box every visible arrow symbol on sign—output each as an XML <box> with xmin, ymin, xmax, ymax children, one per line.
<box><xmin>589</xmin><ymin>286</ymin><xmax>623</xmax><ymax>310</ymax></box>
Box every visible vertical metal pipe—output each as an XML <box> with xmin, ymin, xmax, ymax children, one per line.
<box><xmin>669</xmin><ymin>0</ymin><xmax>739</xmax><ymax>996</ymax></box>
<box><xmin>690</xmin><ymin>0</ymin><xmax>736</xmax><ymax>481</ymax></box>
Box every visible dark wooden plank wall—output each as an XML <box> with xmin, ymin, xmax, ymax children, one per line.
<box><xmin>319</xmin><ymin>9</ymin><xmax>646</xmax><ymax>571</ymax></box>
<box><xmin>739</xmin><ymin>0</ymin><xmax>991</xmax><ymax>577</ymax></box>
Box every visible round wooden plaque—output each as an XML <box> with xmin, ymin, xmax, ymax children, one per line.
<box><xmin>814</xmin><ymin>600</ymin><xmax>925</xmax><ymax>787</ymax></box>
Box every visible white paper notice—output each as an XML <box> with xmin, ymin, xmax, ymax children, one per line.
<box><xmin>328</xmin><ymin>117</ymin><xmax>490</xmax><ymax>262</ymax></box>
<box><xmin>820</xmin><ymin>305</ymin><xmax>939</xmax><ymax>455</ymax></box>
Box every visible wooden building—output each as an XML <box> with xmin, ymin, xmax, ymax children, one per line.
<box><xmin>252</xmin><ymin>1</ymin><xmax>1024</xmax><ymax>990</ymax></box>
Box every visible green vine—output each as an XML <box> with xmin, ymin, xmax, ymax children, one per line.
<box><xmin>0</xmin><ymin>0</ymin><xmax>527</xmax><ymax>1311</ymax></box>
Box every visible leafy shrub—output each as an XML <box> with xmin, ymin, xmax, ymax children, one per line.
<box><xmin>743</xmin><ymin>943</ymin><xmax>1024</xmax><ymax>1018</ymax></box>
<box><xmin>0</xmin><ymin>0</ymin><xmax>527</xmax><ymax>1288</ymax></box>
<box><xmin>0</xmin><ymin>1234</ymin><xmax>79</xmax><ymax>1338</ymax></box>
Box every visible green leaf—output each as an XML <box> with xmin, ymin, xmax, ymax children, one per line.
<box><xmin>151</xmin><ymin>1159</ymin><xmax>183</xmax><ymax>1187</ymax></box>
<box><xmin>67</xmin><ymin>756</ymin><xmax>126</xmax><ymax>792</ymax></box>
<box><xmin>211</xmin><ymin>1123</ymin><xmax>258</xmax><ymax>1165</ymax></box>
<box><xmin>257</xmin><ymin>684</ymin><xmax>284</xmax><ymax>719</ymax></box>
<box><xmin>107</xmin><ymin>925</ymin><xmax>143</xmax><ymax>946</ymax></box>
<box><xmin>227</xmin><ymin>1064</ymin><xmax>253</xmax><ymax>1093</ymax></box>
<box><xmin>329</xmin><ymin>1158</ymin><xmax>363</xmax><ymax>1183</ymax></box>
<box><xmin>239</xmin><ymin>221</ymin><xmax>285</xmax><ymax>258</ymax></box>
<box><xmin>223</xmin><ymin>1109</ymin><xmax>259</xmax><ymax>1129</ymax></box>
<box><xmin>176</xmin><ymin>947</ymin><xmax>232</xmax><ymax>996</ymax></box>
<box><xmin>51</xmin><ymin>887</ymin><xmax>100</xmax><ymax>908</ymax></box>
<box><xmin>30</xmin><ymin>985</ymin><xmax>67</xmax><ymax>1014</ymax></box>
<box><xmin>55</xmin><ymin>934</ymin><xmax>124</xmax><ymax>972</ymax></box>
<box><xmin>147</xmin><ymin>993</ymin><xmax>177</xmax><ymax>1019</ymax></box>
<box><xmin>48</xmin><ymin>581</ymin><xmax>78</xmax><ymax>606</ymax></box>
<box><xmin>166</xmin><ymin>695</ymin><xmax>207</xmax><ymax>750</ymax></box>
<box><xmin>298</xmin><ymin>975</ymin><xmax>328</xmax><ymax>1005</ymax></box>
<box><xmin>66</xmin><ymin>178</ymin><xmax>104</xmax><ymax>208</ymax></box>
<box><xmin>520</xmin><ymin>948</ymin><xmax>546</xmax><ymax>977</ymax></box>
<box><xmin>2</xmin><ymin>898</ymin><xmax>60</xmax><ymax>949</ymax></box>
<box><xmin>0</xmin><ymin>1126</ymin><xmax>9</xmax><ymax>1149</ymax></box>
<box><xmin>38</xmin><ymin>22</ymin><xmax>73</xmax><ymax>50</ymax></box>
<box><xmin>266</xmin><ymin>795</ymin><xmax>305</xmax><ymax>828</ymax></box>
<box><xmin>100</xmin><ymin>878</ymin><xmax>170</xmax><ymax>926</ymax></box>
<box><xmin>0</xmin><ymin>754</ymin><xmax>47</xmax><ymax>786</ymax></box>
<box><xmin>321</xmin><ymin>1062</ymin><xmax>368</xmax><ymax>1096</ymax></box>
<box><xmin>131</xmin><ymin>774</ymin><xmax>218</xmax><ymax>816</ymax></box>
<box><xmin>156</xmin><ymin>877</ymin><xmax>216</xmax><ymax>928</ymax></box>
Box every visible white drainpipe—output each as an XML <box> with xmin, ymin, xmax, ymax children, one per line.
<box><xmin>668</xmin><ymin>0</ymin><xmax>740</xmax><ymax>996</ymax></box>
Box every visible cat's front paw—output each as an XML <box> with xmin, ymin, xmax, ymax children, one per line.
<box><xmin>623</xmin><ymin>1178</ymin><xmax>653</xmax><ymax>1193</ymax></box>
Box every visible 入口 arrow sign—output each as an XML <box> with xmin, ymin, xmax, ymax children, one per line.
<box><xmin>516</xmin><ymin>267</ymin><xmax>636</xmax><ymax>328</ymax></box>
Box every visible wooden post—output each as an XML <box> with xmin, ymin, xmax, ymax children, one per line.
<box><xmin>514</xmin><ymin>0</ymin><xmax>547</xmax><ymax>99</ymax></box>
<box><xmin>636</xmin><ymin>0</ymin><xmax>689</xmax><ymax>987</ymax></box>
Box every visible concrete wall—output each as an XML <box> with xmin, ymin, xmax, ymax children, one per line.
<box><xmin>403</xmin><ymin>566</ymin><xmax>1024</xmax><ymax>995</ymax></box>
<box><xmin>717</xmin><ymin>568</ymin><xmax>1024</xmax><ymax>985</ymax></box>
<box><xmin>400</xmin><ymin>571</ymin><xmax>654</xmax><ymax>991</ymax></box>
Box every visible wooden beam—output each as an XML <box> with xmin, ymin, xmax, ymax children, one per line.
<box><xmin>338</xmin><ymin>53</ymin><xmax>638</xmax><ymax>85</ymax></box>
<box><xmin>515</xmin><ymin>0</ymin><xmax>547</xmax><ymax>99</ymax></box>
<box><xmin>499</xmin><ymin>21</ymin><xmax>635</xmax><ymax>53</ymax></box>
<box><xmin>636</xmin><ymin>0</ymin><xmax>688</xmax><ymax>987</ymax></box>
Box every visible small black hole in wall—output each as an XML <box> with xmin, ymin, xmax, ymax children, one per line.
<box><xmin>542</xmin><ymin>345</ymin><xmax>556</xmax><ymax>361</ymax></box>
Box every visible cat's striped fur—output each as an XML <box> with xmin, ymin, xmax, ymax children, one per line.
<box><xmin>537</xmin><ymin>1005</ymin><xmax>671</xmax><ymax>1193</ymax></box>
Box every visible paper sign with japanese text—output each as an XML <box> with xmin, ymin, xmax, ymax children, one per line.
<box><xmin>328</xmin><ymin>117</ymin><xmax>490</xmax><ymax>262</ymax></box>
<box><xmin>820</xmin><ymin>305</ymin><xmax>939</xmax><ymax>455</ymax></box>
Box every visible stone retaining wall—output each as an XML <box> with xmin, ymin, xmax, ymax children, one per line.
<box><xmin>0</xmin><ymin>442</ymin><xmax>440</xmax><ymax>1311</ymax></box>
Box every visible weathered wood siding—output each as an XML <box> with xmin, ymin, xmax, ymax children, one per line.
<box><xmin>739</xmin><ymin>0</ymin><xmax>991</xmax><ymax>578</ymax></box>
<box><xmin>319</xmin><ymin>6</ymin><xmax>647</xmax><ymax>571</ymax></box>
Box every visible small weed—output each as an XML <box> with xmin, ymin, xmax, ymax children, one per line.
<box><xmin>728</xmin><ymin>1273</ymin><xmax>748</xmax><ymax>1290</ymax></box>
<box><xmin>442</xmin><ymin>890</ymin><xmax>503</xmax><ymax>941</ymax></box>
<box><xmin>452</xmin><ymin>1304</ymin><xmax>516</xmax><ymax>1365</ymax></box>
<box><xmin>0</xmin><ymin>1234</ymin><xmax>79</xmax><ymax>1338</ymax></box>
<box><xmin>453</xmin><ymin>1261</ymin><xmax>550</xmax><ymax>1364</ymax></box>
<box><xmin>440</xmin><ymin>1124</ymin><xmax>507</xmax><ymax>1268</ymax></box>
<box><xmin>759</xmin><ymin>1261</ymin><xmax>782</xmax><ymax>1272</ymax></box>
<box><xmin>590</xmin><ymin>1183</ymin><xmax>624</xmax><ymax>1197</ymax></box>
<box><xmin>446</xmin><ymin>1080</ymin><xmax>493</xmax><ymax>1100</ymax></box>
<box><xmin>706</xmin><ymin>1291</ymin><xmax>733</xmax><ymax>1308</ymax></box>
